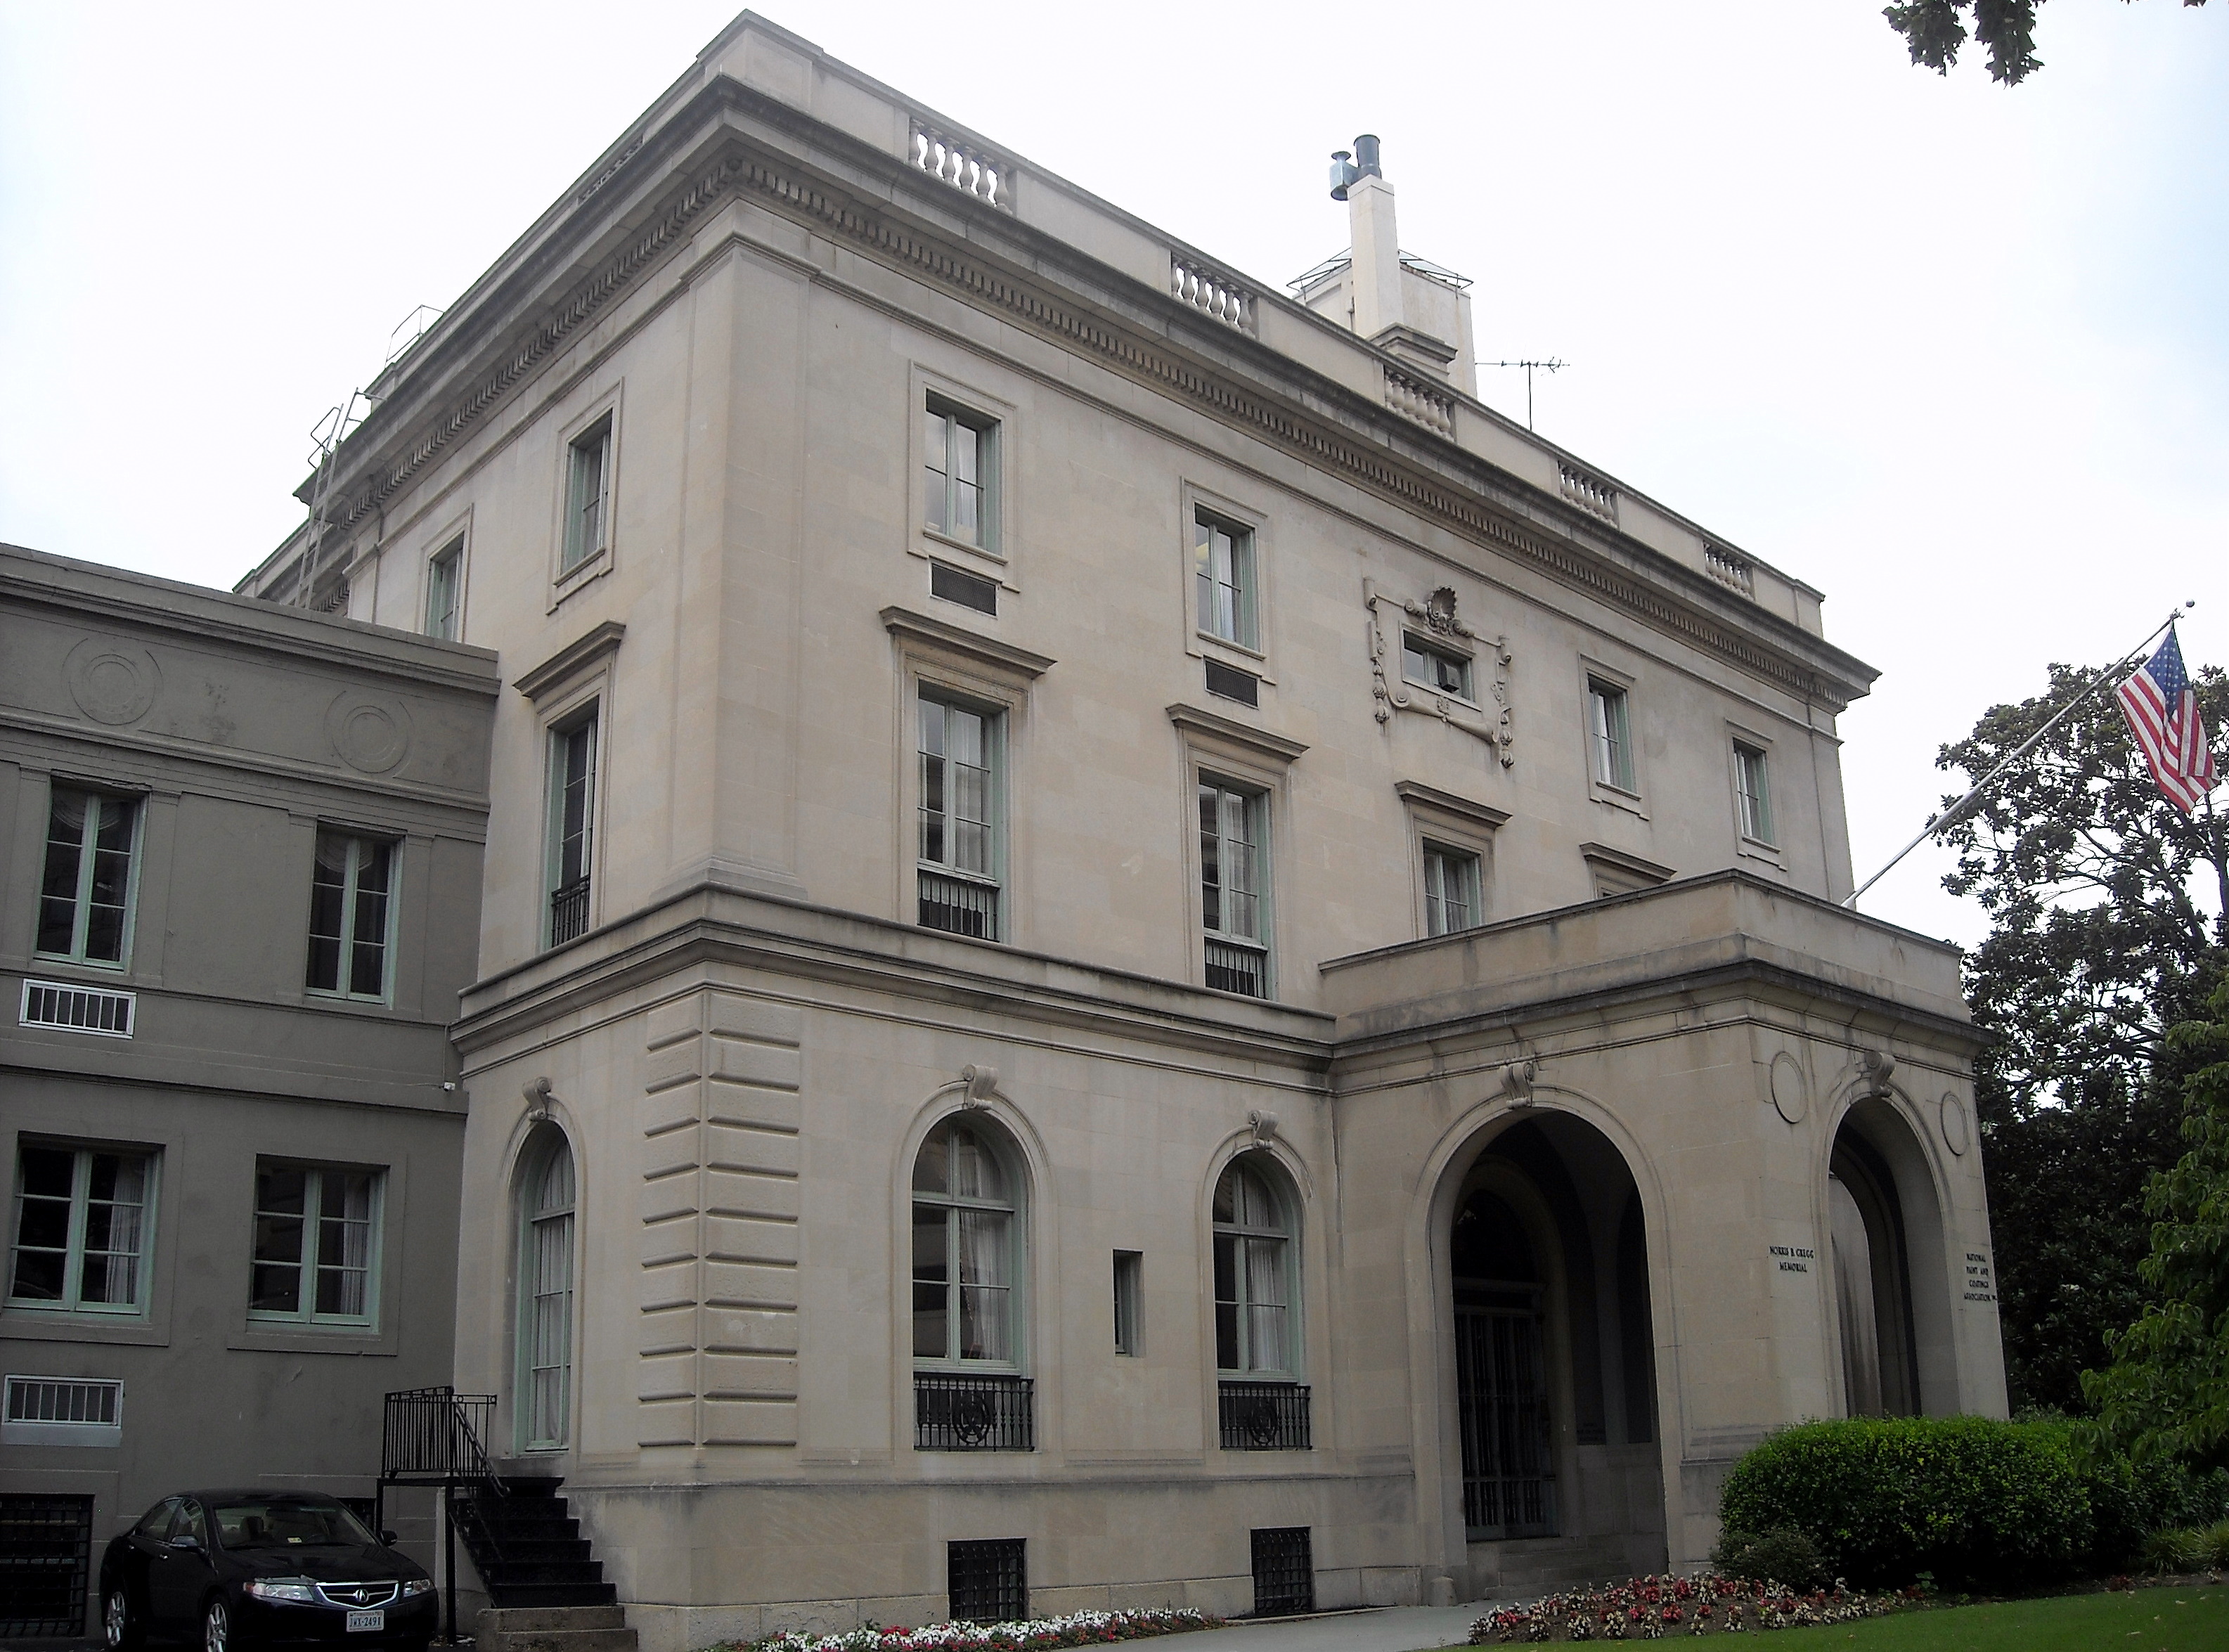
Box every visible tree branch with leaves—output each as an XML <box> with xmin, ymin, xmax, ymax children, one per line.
<box><xmin>1885</xmin><ymin>0</ymin><xmax>2210</xmax><ymax>86</ymax></box>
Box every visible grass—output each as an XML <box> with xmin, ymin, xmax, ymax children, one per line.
<box><xmin>1743</xmin><ymin>1585</ymin><xmax>2227</xmax><ymax>1651</ymax></box>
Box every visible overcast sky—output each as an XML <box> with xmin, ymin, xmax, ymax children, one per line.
<box><xmin>2</xmin><ymin>1</ymin><xmax>2221</xmax><ymax>947</ymax></box>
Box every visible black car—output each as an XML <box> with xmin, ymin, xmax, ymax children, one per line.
<box><xmin>100</xmin><ymin>1491</ymin><xmax>436</xmax><ymax>1652</ymax></box>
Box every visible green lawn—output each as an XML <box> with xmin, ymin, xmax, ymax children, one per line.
<box><xmin>1747</xmin><ymin>1585</ymin><xmax>2226</xmax><ymax>1651</ymax></box>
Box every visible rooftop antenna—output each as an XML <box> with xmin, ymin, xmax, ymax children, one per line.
<box><xmin>1480</xmin><ymin>359</ymin><xmax>1566</xmax><ymax>432</ymax></box>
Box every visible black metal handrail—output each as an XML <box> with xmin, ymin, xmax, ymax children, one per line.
<box><xmin>1218</xmin><ymin>1379</ymin><xmax>1311</xmax><ymax>1450</ymax></box>
<box><xmin>550</xmin><ymin>879</ymin><xmax>591</xmax><ymax>945</ymax></box>
<box><xmin>915</xmin><ymin>1372</ymin><xmax>1033</xmax><ymax>1451</ymax></box>
<box><xmin>376</xmin><ymin>1387</ymin><xmax>505</xmax><ymax>1646</ymax></box>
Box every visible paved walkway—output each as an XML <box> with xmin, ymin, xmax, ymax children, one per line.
<box><xmin>1200</xmin><ymin>1604</ymin><xmax>1485</xmax><ymax>1652</ymax></box>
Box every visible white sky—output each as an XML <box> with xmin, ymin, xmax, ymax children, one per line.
<box><xmin>2</xmin><ymin>1</ymin><xmax>2221</xmax><ymax>948</ymax></box>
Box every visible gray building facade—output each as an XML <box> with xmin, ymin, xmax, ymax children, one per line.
<box><xmin>0</xmin><ymin>546</ymin><xmax>496</xmax><ymax>1637</ymax></box>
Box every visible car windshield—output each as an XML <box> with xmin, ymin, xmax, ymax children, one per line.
<box><xmin>210</xmin><ymin>1499</ymin><xmax>376</xmax><ymax>1550</ymax></box>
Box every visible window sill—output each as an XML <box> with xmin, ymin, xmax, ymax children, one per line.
<box><xmin>1736</xmin><ymin>836</ymin><xmax>1785</xmax><ymax>869</ymax></box>
<box><xmin>1</xmin><ymin>1308</ymin><xmax>164</xmax><ymax>1346</ymax></box>
<box><xmin>1194</xmin><ymin>629</ymin><xmax>1269</xmax><ymax>670</ymax></box>
<box><xmin>1400</xmin><ymin>677</ymin><xmax>1480</xmax><ymax>712</ymax></box>
<box><xmin>547</xmin><ymin>551</ymin><xmax>612</xmax><ymax>611</ymax></box>
<box><xmin>918</xmin><ymin>526</ymin><xmax>1006</xmax><ymax>567</ymax></box>
<box><xmin>228</xmin><ymin>1324</ymin><xmax>394</xmax><ymax>1356</ymax></box>
<box><xmin>1589</xmin><ymin>783</ymin><xmax>1649</xmax><ymax>820</ymax></box>
<box><xmin>29</xmin><ymin>954</ymin><xmax>129</xmax><ymax>975</ymax></box>
<box><xmin>302</xmin><ymin>991</ymin><xmax>398</xmax><ymax>1014</ymax></box>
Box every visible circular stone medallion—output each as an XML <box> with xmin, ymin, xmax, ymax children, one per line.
<box><xmin>1769</xmin><ymin>1050</ymin><xmax>1809</xmax><ymax>1125</ymax></box>
<box><xmin>1940</xmin><ymin>1091</ymin><xmax>1971</xmax><ymax>1156</ymax></box>
<box><xmin>65</xmin><ymin>637</ymin><xmax>160</xmax><ymax>725</ymax></box>
<box><xmin>325</xmin><ymin>691</ymin><xmax>413</xmax><ymax>775</ymax></box>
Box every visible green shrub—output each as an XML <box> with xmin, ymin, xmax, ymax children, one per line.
<box><xmin>1717</xmin><ymin>1416</ymin><xmax>2091</xmax><ymax>1590</ymax></box>
<box><xmin>2138</xmin><ymin>1525</ymin><xmax>2213</xmax><ymax>1574</ymax></box>
<box><xmin>2207</xmin><ymin>1518</ymin><xmax>2229</xmax><ymax>1568</ymax></box>
<box><xmin>2016</xmin><ymin>1416</ymin><xmax>2229</xmax><ymax>1570</ymax></box>
<box><xmin>1709</xmin><ymin>1525</ymin><xmax>1829</xmax><ymax>1588</ymax></box>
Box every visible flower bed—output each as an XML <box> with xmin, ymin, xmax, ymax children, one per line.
<box><xmin>729</xmin><ymin>1606</ymin><xmax>1222</xmax><ymax>1652</ymax></box>
<box><xmin>1469</xmin><ymin>1573</ymin><xmax>1904</xmax><ymax>1641</ymax></box>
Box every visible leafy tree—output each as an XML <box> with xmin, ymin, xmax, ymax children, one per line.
<box><xmin>1932</xmin><ymin>659</ymin><xmax>2228</xmax><ymax>1412</ymax></box>
<box><xmin>2083</xmin><ymin>976</ymin><xmax>2229</xmax><ymax>1464</ymax></box>
<box><xmin>1885</xmin><ymin>0</ymin><xmax>2210</xmax><ymax>86</ymax></box>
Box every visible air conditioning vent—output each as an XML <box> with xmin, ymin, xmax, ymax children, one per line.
<box><xmin>4</xmin><ymin>1377</ymin><xmax>124</xmax><ymax>1447</ymax></box>
<box><xmin>19</xmin><ymin>980</ymin><xmax>134</xmax><ymax>1038</ymax></box>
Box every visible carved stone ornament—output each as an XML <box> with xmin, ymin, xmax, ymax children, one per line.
<box><xmin>1247</xmin><ymin>1109</ymin><xmax>1279</xmax><ymax>1144</ymax></box>
<box><xmin>325</xmin><ymin>690</ymin><xmax>413</xmax><ymax>775</ymax></box>
<box><xmin>1769</xmin><ymin>1050</ymin><xmax>1809</xmax><ymax>1125</ymax></box>
<box><xmin>960</xmin><ymin>1064</ymin><xmax>1000</xmax><ymax>1107</ymax></box>
<box><xmin>524</xmin><ymin>1076</ymin><xmax>556</xmax><ymax>1124</ymax></box>
<box><xmin>1364</xmin><ymin>579</ymin><xmax>1513</xmax><ymax>766</ymax></box>
<box><xmin>1940</xmin><ymin>1090</ymin><xmax>1971</xmax><ymax>1156</ymax></box>
<box><xmin>65</xmin><ymin>636</ymin><xmax>160</xmax><ymax>726</ymax></box>
<box><xmin>1498</xmin><ymin>1057</ymin><xmax>1538</xmax><ymax>1105</ymax></box>
<box><xmin>1856</xmin><ymin>1047</ymin><xmax>1897</xmax><ymax>1096</ymax></box>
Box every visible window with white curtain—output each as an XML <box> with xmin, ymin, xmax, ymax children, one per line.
<box><xmin>912</xmin><ymin>1119</ymin><xmax>1021</xmax><ymax>1368</ymax></box>
<box><xmin>917</xmin><ymin>692</ymin><xmax>1003</xmax><ymax>941</ymax></box>
<box><xmin>8</xmin><ymin>1142</ymin><xmax>154</xmax><ymax>1314</ymax></box>
<box><xmin>249</xmin><ymin>1161</ymin><xmax>380</xmax><ymax>1326</ymax></box>
<box><xmin>519</xmin><ymin>1132</ymin><xmax>576</xmax><ymax>1450</ymax></box>
<box><xmin>1734</xmin><ymin>742</ymin><xmax>1775</xmax><ymax>846</ymax></box>
<box><xmin>1213</xmin><ymin>1156</ymin><xmax>1296</xmax><ymax>1376</ymax></box>
<box><xmin>924</xmin><ymin>398</ymin><xmax>997</xmax><ymax>550</ymax></box>
<box><xmin>1199</xmin><ymin>777</ymin><xmax>1269</xmax><ymax>998</ymax></box>
<box><xmin>1194</xmin><ymin>510</ymin><xmax>1258</xmax><ymax>647</ymax></box>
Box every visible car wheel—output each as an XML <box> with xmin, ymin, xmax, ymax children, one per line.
<box><xmin>203</xmin><ymin>1596</ymin><xmax>231</xmax><ymax>1652</ymax></box>
<box><xmin>104</xmin><ymin>1589</ymin><xmax>141</xmax><ymax>1651</ymax></box>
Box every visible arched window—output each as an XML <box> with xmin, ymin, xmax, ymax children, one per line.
<box><xmin>517</xmin><ymin>1130</ymin><xmax>576</xmax><ymax>1450</ymax></box>
<box><xmin>912</xmin><ymin>1119</ymin><xmax>1020</xmax><ymax>1367</ymax></box>
<box><xmin>1213</xmin><ymin>1156</ymin><xmax>1297</xmax><ymax>1376</ymax></box>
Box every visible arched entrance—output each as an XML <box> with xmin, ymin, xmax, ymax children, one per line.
<box><xmin>1439</xmin><ymin>1111</ymin><xmax>1665</xmax><ymax>1587</ymax></box>
<box><xmin>1829</xmin><ymin>1097</ymin><xmax>1956</xmax><ymax>1417</ymax></box>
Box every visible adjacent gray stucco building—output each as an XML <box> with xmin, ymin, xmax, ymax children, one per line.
<box><xmin>0</xmin><ymin>546</ymin><xmax>496</xmax><ymax>1636</ymax></box>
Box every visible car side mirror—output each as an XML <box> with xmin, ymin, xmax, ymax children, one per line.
<box><xmin>381</xmin><ymin>1531</ymin><xmax>399</xmax><ymax>1547</ymax></box>
<box><xmin>170</xmin><ymin>1535</ymin><xmax>200</xmax><ymax>1551</ymax></box>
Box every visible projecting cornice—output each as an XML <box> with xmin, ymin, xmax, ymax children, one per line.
<box><xmin>283</xmin><ymin>75</ymin><xmax>1874</xmax><ymax>712</ymax></box>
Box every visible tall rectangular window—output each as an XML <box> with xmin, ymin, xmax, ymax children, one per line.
<box><xmin>305</xmin><ymin>832</ymin><xmax>395</xmax><ymax>1000</ymax></box>
<box><xmin>1194</xmin><ymin>512</ymin><xmax>1258</xmax><ymax>648</ymax></box>
<box><xmin>546</xmin><ymin>715</ymin><xmax>597</xmax><ymax>946</ymax></box>
<box><xmin>8</xmin><ymin>1143</ymin><xmax>153</xmax><ymax>1314</ymax></box>
<box><xmin>561</xmin><ymin>418</ymin><xmax>612</xmax><ymax>572</ymax></box>
<box><xmin>37</xmin><ymin>788</ymin><xmax>136</xmax><ymax>967</ymax></box>
<box><xmin>425</xmin><ymin>541</ymin><xmax>463</xmax><ymax>640</ymax></box>
<box><xmin>249</xmin><ymin>1161</ymin><xmax>380</xmax><ymax>1326</ymax></box>
<box><xmin>1423</xmin><ymin>843</ymin><xmax>1481</xmax><ymax>937</ymax></box>
<box><xmin>1113</xmin><ymin>1250</ymin><xmax>1142</xmax><ymax>1356</ymax></box>
<box><xmin>1735</xmin><ymin>742</ymin><xmax>1774</xmax><ymax>844</ymax></box>
<box><xmin>917</xmin><ymin>692</ymin><xmax>1002</xmax><ymax>942</ymax></box>
<box><xmin>1589</xmin><ymin>680</ymin><xmax>1635</xmax><ymax>792</ymax></box>
<box><xmin>924</xmin><ymin>399</ymin><xmax>996</xmax><ymax>550</ymax></box>
<box><xmin>1199</xmin><ymin>777</ymin><xmax>1268</xmax><ymax>998</ymax></box>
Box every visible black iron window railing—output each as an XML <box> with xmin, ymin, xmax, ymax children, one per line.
<box><xmin>919</xmin><ymin>870</ymin><xmax>999</xmax><ymax>941</ymax></box>
<box><xmin>915</xmin><ymin>1372</ymin><xmax>1033</xmax><ymax>1451</ymax></box>
<box><xmin>948</xmin><ymin>1537</ymin><xmax>1027</xmax><ymax>1625</ymax></box>
<box><xmin>1204</xmin><ymin>938</ymin><xmax>1266</xmax><ymax>998</ymax></box>
<box><xmin>548</xmin><ymin>879</ymin><xmax>590</xmax><ymax>946</ymax></box>
<box><xmin>1249</xmin><ymin>1526</ymin><xmax>1314</xmax><ymax>1617</ymax></box>
<box><xmin>1218</xmin><ymin>1379</ymin><xmax>1310</xmax><ymax>1450</ymax></box>
<box><xmin>0</xmin><ymin>1495</ymin><xmax>93</xmax><ymax>1637</ymax></box>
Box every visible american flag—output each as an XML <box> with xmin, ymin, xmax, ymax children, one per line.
<box><xmin>2115</xmin><ymin>628</ymin><xmax>2217</xmax><ymax>814</ymax></box>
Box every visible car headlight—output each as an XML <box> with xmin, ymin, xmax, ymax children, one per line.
<box><xmin>401</xmin><ymin>1581</ymin><xmax>433</xmax><ymax>1598</ymax></box>
<box><xmin>245</xmin><ymin>1582</ymin><xmax>318</xmax><ymax>1604</ymax></box>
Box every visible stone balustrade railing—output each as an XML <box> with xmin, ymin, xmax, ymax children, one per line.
<box><xmin>1705</xmin><ymin>543</ymin><xmax>1755</xmax><ymax>597</ymax></box>
<box><xmin>1170</xmin><ymin>254</ymin><xmax>1255</xmax><ymax>333</ymax></box>
<box><xmin>1558</xmin><ymin>460</ymin><xmax>1619</xmax><ymax>523</ymax></box>
<box><xmin>910</xmin><ymin>120</ymin><xmax>1010</xmax><ymax>210</ymax></box>
<box><xmin>1383</xmin><ymin>366</ymin><xmax>1456</xmax><ymax>437</ymax></box>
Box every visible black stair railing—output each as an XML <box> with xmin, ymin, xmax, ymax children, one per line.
<box><xmin>377</xmin><ymin>1387</ymin><xmax>506</xmax><ymax>1644</ymax></box>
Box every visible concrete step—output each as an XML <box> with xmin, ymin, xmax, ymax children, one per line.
<box><xmin>475</xmin><ymin>1604</ymin><xmax>635</xmax><ymax>1652</ymax></box>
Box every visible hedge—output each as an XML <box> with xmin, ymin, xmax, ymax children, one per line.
<box><xmin>1717</xmin><ymin>1416</ymin><xmax>2091</xmax><ymax>1589</ymax></box>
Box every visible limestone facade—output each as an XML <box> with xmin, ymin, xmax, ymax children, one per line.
<box><xmin>226</xmin><ymin>11</ymin><xmax>2004</xmax><ymax>1641</ymax></box>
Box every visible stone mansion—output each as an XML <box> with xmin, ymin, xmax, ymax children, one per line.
<box><xmin>6</xmin><ymin>10</ymin><xmax>2002</xmax><ymax>1645</ymax></box>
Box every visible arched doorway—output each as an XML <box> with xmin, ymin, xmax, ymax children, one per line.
<box><xmin>516</xmin><ymin>1127</ymin><xmax>576</xmax><ymax>1452</ymax></box>
<box><xmin>1830</xmin><ymin>1097</ymin><xmax>1954</xmax><ymax>1417</ymax></box>
<box><xmin>1440</xmin><ymin>1111</ymin><xmax>1665</xmax><ymax>1583</ymax></box>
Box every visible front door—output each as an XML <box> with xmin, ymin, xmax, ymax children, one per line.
<box><xmin>1456</xmin><ymin>1303</ymin><xmax>1556</xmax><ymax>1539</ymax></box>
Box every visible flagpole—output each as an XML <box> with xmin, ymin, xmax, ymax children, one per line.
<box><xmin>1840</xmin><ymin>602</ymin><xmax>2196</xmax><ymax>910</ymax></box>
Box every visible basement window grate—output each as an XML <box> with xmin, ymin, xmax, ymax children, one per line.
<box><xmin>19</xmin><ymin>980</ymin><xmax>134</xmax><ymax>1038</ymax></box>
<box><xmin>1250</xmin><ymin>1526</ymin><xmax>1314</xmax><ymax>1618</ymax></box>
<box><xmin>948</xmin><ymin>1537</ymin><xmax>1026</xmax><ymax>1625</ymax></box>
<box><xmin>0</xmin><ymin>1495</ymin><xmax>94</xmax><ymax>1637</ymax></box>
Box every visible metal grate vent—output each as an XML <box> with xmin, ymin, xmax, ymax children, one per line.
<box><xmin>947</xmin><ymin>1537</ymin><xmax>1026</xmax><ymax>1625</ymax></box>
<box><xmin>1203</xmin><ymin>659</ymin><xmax>1258</xmax><ymax>707</ymax></box>
<box><xmin>19</xmin><ymin>980</ymin><xmax>134</xmax><ymax>1038</ymax></box>
<box><xmin>0</xmin><ymin>1495</ymin><xmax>94</xmax><ymax>1636</ymax></box>
<box><xmin>1250</xmin><ymin>1526</ymin><xmax>1314</xmax><ymax>1618</ymax></box>
<box><xmin>930</xmin><ymin>562</ymin><xmax>997</xmax><ymax>615</ymax></box>
<box><xmin>3</xmin><ymin>1377</ymin><xmax>124</xmax><ymax>1447</ymax></box>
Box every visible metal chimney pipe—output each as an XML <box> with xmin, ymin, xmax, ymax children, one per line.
<box><xmin>1353</xmin><ymin>134</ymin><xmax>1382</xmax><ymax>178</ymax></box>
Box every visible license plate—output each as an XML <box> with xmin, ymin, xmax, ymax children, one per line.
<box><xmin>346</xmin><ymin>1612</ymin><xmax>386</xmax><ymax>1633</ymax></box>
